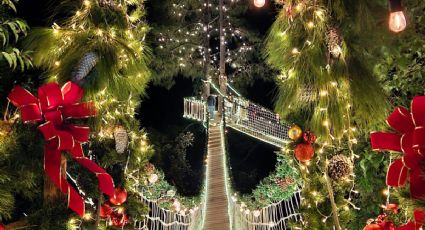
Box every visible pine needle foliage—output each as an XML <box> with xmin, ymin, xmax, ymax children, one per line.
<box><xmin>265</xmin><ymin>0</ymin><xmax>390</xmax><ymax>138</ymax></box>
<box><xmin>24</xmin><ymin>0</ymin><xmax>151</xmax><ymax>99</ymax></box>
<box><xmin>0</xmin><ymin>0</ymin><xmax>32</xmax><ymax>71</ymax></box>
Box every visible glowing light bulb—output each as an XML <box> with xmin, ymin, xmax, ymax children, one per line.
<box><xmin>389</xmin><ymin>11</ymin><xmax>406</xmax><ymax>33</ymax></box>
<box><xmin>253</xmin><ymin>0</ymin><xmax>265</xmax><ymax>8</ymax></box>
<box><xmin>388</xmin><ymin>0</ymin><xmax>406</xmax><ymax>33</ymax></box>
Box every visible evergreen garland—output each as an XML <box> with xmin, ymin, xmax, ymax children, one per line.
<box><xmin>265</xmin><ymin>0</ymin><xmax>390</xmax><ymax>138</ymax></box>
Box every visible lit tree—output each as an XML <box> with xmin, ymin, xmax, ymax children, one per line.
<box><xmin>1</xmin><ymin>0</ymin><xmax>153</xmax><ymax>228</ymax></box>
<box><xmin>149</xmin><ymin>0</ymin><xmax>275</xmax><ymax>97</ymax></box>
<box><xmin>265</xmin><ymin>0</ymin><xmax>392</xmax><ymax>229</ymax></box>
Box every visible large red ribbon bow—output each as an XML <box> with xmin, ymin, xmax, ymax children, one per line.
<box><xmin>370</xmin><ymin>96</ymin><xmax>425</xmax><ymax>199</ymax></box>
<box><xmin>8</xmin><ymin>81</ymin><xmax>115</xmax><ymax>217</ymax></box>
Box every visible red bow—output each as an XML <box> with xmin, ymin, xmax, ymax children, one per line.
<box><xmin>370</xmin><ymin>96</ymin><xmax>425</xmax><ymax>199</ymax></box>
<box><xmin>395</xmin><ymin>209</ymin><xmax>425</xmax><ymax>230</ymax></box>
<box><xmin>8</xmin><ymin>81</ymin><xmax>115</xmax><ymax>217</ymax></box>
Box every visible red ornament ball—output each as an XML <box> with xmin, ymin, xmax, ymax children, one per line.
<box><xmin>0</xmin><ymin>223</ymin><xmax>4</xmax><ymax>230</ymax></box>
<box><xmin>109</xmin><ymin>187</ymin><xmax>128</xmax><ymax>205</ymax></box>
<box><xmin>294</xmin><ymin>143</ymin><xmax>314</xmax><ymax>162</ymax></box>
<box><xmin>363</xmin><ymin>224</ymin><xmax>383</xmax><ymax>230</ymax></box>
<box><xmin>110</xmin><ymin>212</ymin><xmax>129</xmax><ymax>227</ymax></box>
<box><xmin>99</xmin><ymin>203</ymin><xmax>113</xmax><ymax>218</ymax></box>
<box><xmin>303</xmin><ymin>131</ymin><xmax>317</xmax><ymax>144</ymax></box>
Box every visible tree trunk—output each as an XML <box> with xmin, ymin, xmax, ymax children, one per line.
<box><xmin>325</xmin><ymin>173</ymin><xmax>341</xmax><ymax>230</ymax></box>
<box><xmin>202</xmin><ymin>0</ymin><xmax>211</xmax><ymax>100</ymax></box>
<box><xmin>217</xmin><ymin>0</ymin><xmax>226</xmax><ymax>116</ymax></box>
<box><xmin>44</xmin><ymin>155</ymin><xmax>67</xmax><ymax>203</ymax></box>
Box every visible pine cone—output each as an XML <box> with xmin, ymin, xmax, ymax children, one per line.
<box><xmin>325</xmin><ymin>26</ymin><xmax>343</xmax><ymax>59</ymax></box>
<box><xmin>327</xmin><ymin>154</ymin><xmax>352</xmax><ymax>180</ymax></box>
<box><xmin>72</xmin><ymin>52</ymin><xmax>98</xmax><ymax>84</ymax></box>
<box><xmin>300</xmin><ymin>85</ymin><xmax>315</xmax><ymax>102</ymax></box>
<box><xmin>144</xmin><ymin>163</ymin><xmax>155</xmax><ymax>175</ymax></box>
<box><xmin>275</xmin><ymin>177</ymin><xmax>295</xmax><ymax>190</ymax></box>
<box><xmin>113</xmin><ymin>126</ymin><xmax>128</xmax><ymax>154</ymax></box>
<box><xmin>0</xmin><ymin>121</ymin><xmax>11</xmax><ymax>136</ymax></box>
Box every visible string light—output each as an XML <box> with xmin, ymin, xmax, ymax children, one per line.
<box><xmin>388</xmin><ymin>0</ymin><xmax>407</xmax><ymax>32</ymax></box>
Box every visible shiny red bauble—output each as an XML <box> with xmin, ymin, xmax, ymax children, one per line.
<box><xmin>0</xmin><ymin>223</ymin><xmax>5</xmax><ymax>230</ymax></box>
<box><xmin>110</xmin><ymin>212</ymin><xmax>129</xmax><ymax>227</ymax></box>
<box><xmin>294</xmin><ymin>143</ymin><xmax>315</xmax><ymax>162</ymax></box>
<box><xmin>363</xmin><ymin>224</ymin><xmax>382</xmax><ymax>230</ymax></box>
<box><xmin>109</xmin><ymin>187</ymin><xmax>128</xmax><ymax>205</ymax></box>
<box><xmin>99</xmin><ymin>203</ymin><xmax>113</xmax><ymax>218</ymax></box>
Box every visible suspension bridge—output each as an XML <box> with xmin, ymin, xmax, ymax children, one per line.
<box><xmin>136</xmin><ymin>84</ymin><xmax>301</xmax><ymax>229</ymax></box>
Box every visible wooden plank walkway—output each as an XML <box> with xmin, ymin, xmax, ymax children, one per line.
<box><xmin>204</xmin><ymin>124</ymin><xmax>231</xmax><ymax>230</ymax></box>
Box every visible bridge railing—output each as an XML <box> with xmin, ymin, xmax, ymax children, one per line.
<box><xmin>224</xmin><ymin>97</ymin><xmax>291</xmax><ymax>148</ymax></box>
<box><xmin>229</xmin><ymin>190</ymin><xmax>302</xmax><ymax>230</ymax></box>
<box><xmin>133</xmin><ymin>193</ymin><xmax>204</xmax><ymax>230</ymax></box>
<box><xmin>183</xmin><ymin>97</ymin><xmax>207</xmax><ymax>124</ymax></box>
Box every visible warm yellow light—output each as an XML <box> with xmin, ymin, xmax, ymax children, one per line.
<box><xmin>389</xmin><ymin>11</ymin><xmax>407</xmax><ymax>33</ymax></box>
<box><xmin>291</xmin><ymin>48</ymin><xmax>300</xmax><ymax>55</ymax></box>
<box><xmin>382</xmin><ymin>188</ymin><xmax>389</xmax><ymax>196</ymax></box>
<box><xmin>84</xmin><ymin>0</ymin><xmax>91</xmax><ymax>7</ymax></box>
<box><xmin>54</xmin><ymin>61</ymin><xmax>60</xmax><ymax>66</ymax></box>
<box><xmin>253</xmin><ymin>0</ymin><xmax>265</xmax><ymax>8</ymax></box>
<box><xmin>76</xmin><ymin>10</ymin><xmax>81</xmax><ymax>16</ymax></box>
<box><xmin>83</xmin><ymin>212</ymin><xmax>92</xmax><ymax>220</ymax></box>
<box><xmin>307</xmin><ymin>21</ymin><xmax>314</xmax><ymax>29</ymax></box>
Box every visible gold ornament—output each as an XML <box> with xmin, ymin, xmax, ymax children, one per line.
<box><xmin>288</xmin><ymin>125</ymin><xmax>303</xmax><ymax>140</ymax></box>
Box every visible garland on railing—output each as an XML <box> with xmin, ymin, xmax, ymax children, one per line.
<box><xmin>233</xmin><ymin>153</ymin><xmax>301</xmax><ymax>210</ymax></box>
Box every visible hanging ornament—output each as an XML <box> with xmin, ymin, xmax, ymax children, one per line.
<box><xmin>148</xmin><ymin>173</ymin><xmax>159</xmax><ymax>184</ymax></box>
<box><xmin>110</xmin><ymin>212</ymin><xmax>129</xmax><ymax>227</ymax></box>
<box><xmin>294</xmin><ymin>143</ymin><xmax>314</xmax><ymax>162</ymax></box>
<box><xmin>144</xmin><ymin>163</ymin><xmax>155</xmax><ymax>175</ymax></box>
<box><xmin>325</xmin><ymin>26</ymin><xmax>343</xmax><ymax>59</ymax></box>
<box><xmin>288</xmin><ymin>125</ymin><xmax>303</xmax><ymax>141</ymax></box>
<box><xmin>99</xmin><ymin>203</ymin><xmax>113</xmax><ymax>218</ymax></box>
<box><xmin>253</xmin><ymin>0</ymin><xmax>265</xmax><ymax>8</ymax></box>
<box><xmin>327</xmin><ymin>154</ymin><xmax>352</xmax><ymax>180</ymax></box>
<box><xmin>109</xmin><ymin>187</ymin><xmax>128</xmax><ymax>205</ymax></box>
<box><xmin>275</xmin><ymin>177</ymin><xmax>295</xmax><ymax>190</ymax></box>
<box><xmin>388</xmin><ymin>0</ymin><xmax>406</xmax><ymax>33</ymax></box>
<box><xmin>113</xmin><ymin>126</ymin><xmax>128</xmax><ymax>154</ymax></box>
<box><xmin>363</xmin><ymin>223</ymin><xmax>383</xmax><ymax>230</ymax></box>
<box><xmin>72</xmin><ymin>52</ymin><xmax>98</xmax><ymax>84</ymax></box>
<box><xmin>0</xmin><ymin>223</ymin><xmax>4</xmax><ymax>230</ymax></box>
<box><xmin>303</xmin><ymin>131</ymin><xmax>317</xmax><ymax>144</ymax></box>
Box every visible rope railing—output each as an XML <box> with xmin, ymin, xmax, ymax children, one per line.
<box><xmin>229</xmin><ymin>190</ymin><xmax>302</xmax><ymax>230</ymax></box>
<box><xmin>183</xmin><ymin>97</ymin><xmax>207</xmax><ymax>124</ymax></box>
<box><xmin>225</xmin><ymin>97</ymin><xmax>290</xmax><ymax>148</ymax></box>
<box><xmin>133</xmin><ymin>193</ymin><xmax>205</xmax><ymax>230</ymax></box>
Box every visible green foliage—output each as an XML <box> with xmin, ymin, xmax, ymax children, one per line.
<box><xmin>24</xmin><ymin>0</ymin><xmax>150</xmax><ymax>98</ymax></box>
<box><xmin>237</xmin><ymin>153</ymin><xmax>300</xmax><ymax>209</ymax></box>
<box><xmin>0</xmin><ymin>0</ymin><xmax>32</xmax><ymax>71</ymax></box>
<box><xmin>151</xmin><ymin>131</ymin><xmax>203</xmax><ymax>196</ymax></box>
<box><xmin>265</xmin><ymin>0</ymin><xmax>389</xmax><ymax>138</ymax></box>
<box><xmin>0</xmin><ymin>122</ymin><xmax>44</xmax><ymax>221</ymax></box>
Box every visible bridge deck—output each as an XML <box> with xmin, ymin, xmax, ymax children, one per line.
<box><xmin>204</xmin><ymin>124</ymin><xmax>231</xmax><ymax>230</ymax></box>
